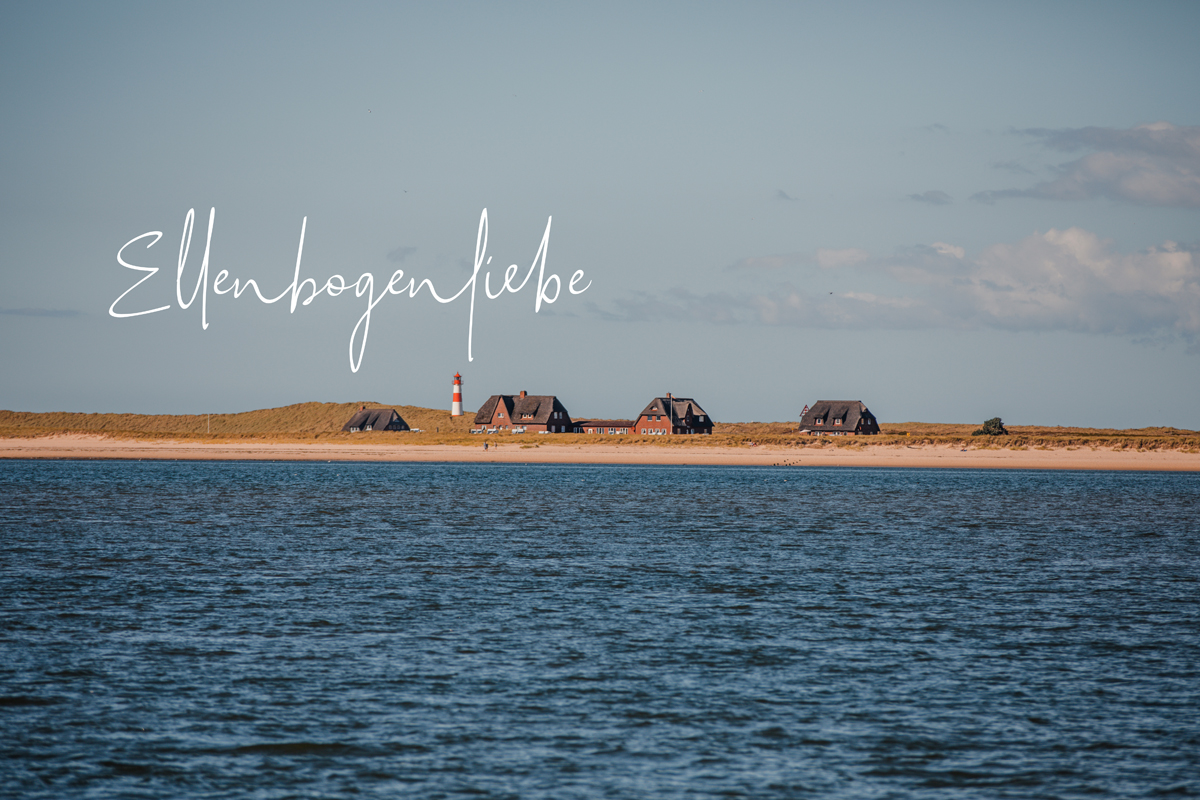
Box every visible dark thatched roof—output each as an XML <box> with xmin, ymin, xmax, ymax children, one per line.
<box><xmin>474</xmin><ymin>394</ymin><xmax>571</xmax><ymax>425</ymax></box>
<box><xmin>473</xmin><ymin>395</ymin><xmax>508</xmax><ymax>425</ymax></box>
<box><xmin>342</xmin><ymin>408</ymin><xmax>409</xmax><ymax>432</ymax></box>
<box><xmin>637</xmin><ymin>396</ymin><xmax>713</xmax><ymax>428</ymax></box>
<box><xmin>798</xmin><ymin>401</ymin><xmax>878</xmax><ymax>433</ymax></box>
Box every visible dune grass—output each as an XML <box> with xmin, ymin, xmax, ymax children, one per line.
<box><xmin>714</xmin><ymin>421</ymin><xmax>1200</xmax><ymax>451</ymax></box>
<box><xmin>1</xmin><ymin>404</ymin><xmax>1197</xmax><ymax>451</ymax></box>
<box><xmin>0</xmin><ymin>403</ymin><xmax>472</xmax><ymax>443</ymax></box>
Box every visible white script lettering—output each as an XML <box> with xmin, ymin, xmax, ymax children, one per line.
<box><xmin>110</xmin><ymin>208</ymin><xmax>589</xmax><ymax>372</ymax></box>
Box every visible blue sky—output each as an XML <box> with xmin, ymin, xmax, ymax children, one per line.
<box><xmin>2</xmin><ymin>1</ymin><xmax>1198</xmax><ymax>427</ymax></box>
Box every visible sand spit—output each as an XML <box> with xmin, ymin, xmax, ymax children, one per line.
<box><xmin>1</xmin><ymin>434</ymin><xmax>1198</xmax><ymax>471</ymax></box>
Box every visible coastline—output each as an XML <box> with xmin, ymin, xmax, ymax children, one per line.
<box><xmin>2</xmin><ymin>434</ymin><xmax>1198</xmax><ymax>471</ymax></box>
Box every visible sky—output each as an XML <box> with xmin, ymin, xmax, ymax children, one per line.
<box><xmin>2</xmin><ymin>1</ymin><xmax>1198</xmax><ymax>428</ymax></box>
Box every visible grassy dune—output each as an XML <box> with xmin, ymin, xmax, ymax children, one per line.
<box><xmin>719</xmin><ymin>421</ymin><xmax>1200</xmax><ymax>451</ymax></box>
<box><xmin>0</xmin><ymin>403</ymin><xmax>474</xmax><ymax>442</ymax></box>
<box><xmin>1</xmin><ymin>404</ymin><xmax>1197</xmax><ymax>451</ymax></box>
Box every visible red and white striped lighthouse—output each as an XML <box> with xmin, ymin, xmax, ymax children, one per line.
<box><xmin>451</xmin><ymin>373</ymin><xmax>464</xmax><ymax>417</ymax></box>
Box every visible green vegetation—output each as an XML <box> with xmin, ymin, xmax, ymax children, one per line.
<box><xmin>1</xmin><ymin>404</ymin><xmax>1197</xmax><ymax>451</ymax></box>
<box><xmin>972</xmin><ymin>417</ymin><xmax>1009</xmax><ymax>436</ymax></box>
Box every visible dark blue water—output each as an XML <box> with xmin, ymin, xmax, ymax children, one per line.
<box><xmin>1</xmin><ymin>460</ymin><xmax>1198</xmax><ymax>799</ymax></box>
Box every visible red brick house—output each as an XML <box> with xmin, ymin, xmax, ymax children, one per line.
<box><xmin>798</xmin><ymin>401</ymin><xmax>879</xmax><ymax>435</ymax></box>
<box><xmin>472</xmin><ymin>391</ymin><xmax>573</xmax><ymax>433</ymax></box>
<box><xmin>634</xmin><ymin>394</ymin><xmax>713</xmax><ymax>435</ymax></box>
<box><xmin>573</xmin><ymin>419</ymin><xmax>635</xmax><ymax>434</ymax></box>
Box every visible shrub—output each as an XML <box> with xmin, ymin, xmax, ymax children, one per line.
<box><xmin>972</xmin><ymin>417</ymin><xmax>1008</xmax><ymax>436</ymax></box>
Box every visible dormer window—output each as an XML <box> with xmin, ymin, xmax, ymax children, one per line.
<box><xmin>815</xmin><ymin>418</ymin><xmax>824</xmax><ymax>425</ymax></box>
<box><xmin>834</xmin><ymin>419</ymin><xmax>842</xmax><ymax>426</ymax></box>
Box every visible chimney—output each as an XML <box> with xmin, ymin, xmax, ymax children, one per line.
<box><xmin>666</xmin><ymin>392</ymin><xmax>672</xmax><ymax>400</ymax></box>
<box><xmin>520</xmin><ymin>390</ymin><xmax>527</xmax><ymax>398</ymax></box>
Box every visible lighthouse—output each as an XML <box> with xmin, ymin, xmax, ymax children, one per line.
<box><xmin>451</xmin><ymin>373</ymin><xmax>464</xmax><ymax>417</ymax></box>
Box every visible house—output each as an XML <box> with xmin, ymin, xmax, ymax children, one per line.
<box><xmin>573</xmin><ymin>419</ymin><xmax>635</xmax><ymax>435</ymax></box>
<box><xmin>342</xmin><ymin>406</ymin><xmax>410</xmax><ymax>432</ymax></box>
<box><xmin>798</xmin><ymin>401</ymin><xmax>879</xmax><ymax>435</ymax></box>
<box><xmin>472</xmin><ymin>391</ymin><xmax>573</xmax><ymax>433</ymax></box>
<box><xmin>634</xmin><ymin>394</ymin><xmax>713</xmax><ymax>435</ymax></box>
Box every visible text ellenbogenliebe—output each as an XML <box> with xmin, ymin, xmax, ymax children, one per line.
<box><xmin>109</xmin><ymin>208</ymin><xmax>590</xmax><ymax>371</ymax></box>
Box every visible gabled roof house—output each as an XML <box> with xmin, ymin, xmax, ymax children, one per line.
<box><xmin>634</xmin><ymin>393</ymin><xmax>713</xmax><ymax>435</ymax></box>
<box><xmin>573</xmin><ymin>419</ymin><xmax>635</xmax><ymax>434</ymax></box>
<box><xmin>342</xmin><ymin>407</ymin><xmax>410</xmax><ymax>432</ymax></box>
<box><xmin>472</xmin><ymin>391</ymin><xmax>573</xmax><ymax>433</ymax></box>
<box><xmin>798</xmin><ymin>401</ymin><xmax>879</xmax><ymax>435</ymax></box>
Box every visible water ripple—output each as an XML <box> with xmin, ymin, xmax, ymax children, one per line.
<box><xmin>1</xmin><ymin>461</ymin><xmax>1198</xmax><ymax>799</ymax></box>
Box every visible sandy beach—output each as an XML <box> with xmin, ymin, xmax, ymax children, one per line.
<box><xmin>2</xmin><ymin>434</ymin><xmax>1197</xmax><ymax>470</ymax></box>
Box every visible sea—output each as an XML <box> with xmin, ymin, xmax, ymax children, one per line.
<box><xmin>1</xmin><ymin>459</ymin><xmax>1197</xmax><ymax>799</ymax></box>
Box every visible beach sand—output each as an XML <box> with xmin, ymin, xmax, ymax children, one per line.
<box><xmin>2</xmin><ymin>434</ymin><xmax>1198</xmax><ymax>471</ymax></box>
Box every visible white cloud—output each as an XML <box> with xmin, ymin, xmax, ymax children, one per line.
<box><xmin>931</xmin><ymin>242</ymin><xmax>964</xmax><ymax>259</ymax></box>
<box><xmin>815</xmin><ymin>248</ymin><xmax>870</xmax><ymax>269</ymax></box>
<box><xmin>973</xmin><ymin>122</ymin><xmax>1200</xmax><ymax>207</ymax></box>
<box><xmin>604</xmin><ymin>230</ymin><xmax>1200</xmax><ymax>349</ymax></box>
<box><xmin>727</xmin><ymin>253</ymin><xmax>808</xmax><ymax>271</ymax></box>
<box><xmin>962</xmin><ymin>229</ymin><xmax>1199</xmax><ymax>338</ymax></box>
<box><xmin>909</xmin><ymin>190</ymin><xmax>952</xmax><ymax>205</ymax></box>
<box><xmin>989</xmin><ymin>160</ymin><xmax>1033</xmax><ymax>175</ymax></box>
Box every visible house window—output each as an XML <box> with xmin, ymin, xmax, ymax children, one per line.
<box><xmin>816</xmin><ymin>418</ymin><xmax>824</xmax><ymax>425</ymax></box>
<box><xmin>834</xmin><ymin>419</ymin><xmax>842</xmax><ymax>426</ymax></box>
